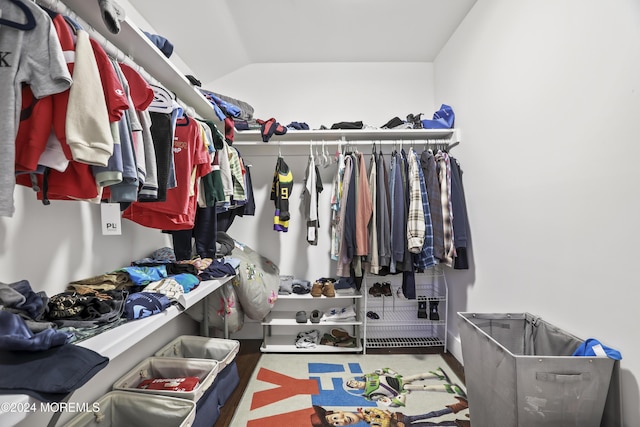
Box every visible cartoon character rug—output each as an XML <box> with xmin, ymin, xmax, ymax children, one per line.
<box><xmin>230</xmin><ymin>353</ymin><xmax>470</xmax><ymax>426</ymax></box>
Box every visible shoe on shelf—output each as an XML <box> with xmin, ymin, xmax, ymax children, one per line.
<box><xmin>380</xmin><ymin>282</ymin><xmax>392</xmax><ymax>296</ymax></box>
<box><xmin>310</xmin><ymin>309</ymin><xmax>322</xmax><ymax>323</ymax></box>
<box><xmin>429</xmin><ymin>301</ymin><xmax>440</xmax><ymax>321</ymax></box>
<box><xmin>366</xmin><ymin>311</ymin><xmax>380</xmax><ymax>320</ymax></box>
<box><xmin>368</xmin><ymin>282</ymin><xmax>382</xmax><ymax>297</ymax></box>
<box><xmin>311</xmin><ymin>281</ymin><xmax>324</xmax><ymax>297</ymax></box>
<box><xmin>322</xmin><ymin>282</ymin><xmax>336</xmax><ymax>297</ymax></box>
<box><xmin>329</xmin><ymin>328</ymin><xmax>357</xmax><ymax>347</ymax></box>
<box><xmin>296</xmin><ymin>329</ymin><xmax>320</xmax><ymax>348</ymax></box>
<box><xmin>320</xmin><ymin>333</ymin><xmax>338</xmax><ymax>346</ymax></box>
<box><xmin>417</xmin><ymin>298</ymin><xmax>428</xmax><ymax>319</ymax></box>
<box><xmin>335</xmin><ymin>336</ymin><xmax>358</xmax><ymax>348</ymax></box>
<box><xmin>295</xmin><ymin>310</ymin><xmax>307</xmax><ymax>324</ymax></box>
<box><xmin>330</xmin><ymin>328</ymin><xmax>351</xmax><ymax>340</ymax></box>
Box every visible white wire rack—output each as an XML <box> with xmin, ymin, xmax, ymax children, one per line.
<box><xmin>362</xmin><ymin>266</ymin><xmax>448</xmax><ymax>352</ymax></box>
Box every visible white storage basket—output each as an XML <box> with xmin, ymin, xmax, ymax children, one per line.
<box><xmin>154</xmin><ymin>336</ymin><xmax>240</xmax><ymax>369</ymax></box>
<box><xmin>112</xmin><ymin>357</ymin><xmax>219</xmax><ymax>402</ymax></box>
<box><xmin>62</xmin><ymin>391</ymin><xmax>196</xmax><ymax>427</ymax></box>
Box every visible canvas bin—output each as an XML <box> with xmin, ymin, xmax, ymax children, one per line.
<box><xmin>111</xmin><ymin>356</ymin><xmax>219</xmax><ymax>402</ymax></box>
<box><xmin>153</xmin><ymin>336</ymin><xmax>241</xmax><ymax>427</ymax></box>
<box><xmin>154</xmin><ymin>335</ymin><xmax>240</xmax><ymax>370</ymax></box>
<box><xmin>458</xmin><ymin>312</ymin><xmax>615</xmax><ymax>427</ymax></box>
<box><xmin>62</xmin><ymin>390</ymin><xmax>196</xmax><ymax>427</ymax></box>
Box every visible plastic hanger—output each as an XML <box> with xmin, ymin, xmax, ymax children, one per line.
<box><xmin>321</xmin><ymin>140</ymin><xmax>330</xmax><ymax>167</ymax></box>
<box><xmin>0</xmin><ymin>0</ymin><xmax>36</xmax><ymax>31</ymax></box>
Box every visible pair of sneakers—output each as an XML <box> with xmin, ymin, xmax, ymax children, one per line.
<box><xmin>296</xmin><ymin>330</ymin><xmax>320</xmax><ymax>348</ymax></box>
<box><xmin>369</xmin><ymin>282</ymin><xmax>392</xmax><ymax>297</ymax></box>
<box><xmin>311</xmin><ymin>279</ymin><xmax>335</xmax><ymax>297</ymax></box>
<box><xmin>296</xmin><ymin>310</ymin><xmax>322</xmax><ymax>324</ymax></box>
<box><xmin>320</xmin><ymin>328</ymin><xmax>357</xmax><ymax>347</ymax></box>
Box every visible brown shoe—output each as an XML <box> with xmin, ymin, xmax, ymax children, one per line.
<box><xmin>331</xmin><ymin>328</ymin><xmax>351</xmax><ymax>340</ymax></box>
<box><xmin>368</xmin><ymin>283</ymin><xmax>383</xmax><ymax>297</ymax></box>
<box><xmin>380</xmin><ymin>282</ymin><xmax>392</xmax><ymax>296</ymax></box>
<box><xmin>322</xmin><ymin>282</ymin><xmax>336</xmax><ymax>297</ymax></box>
<box><xmin>311</xmin><ymin>282</ymin><xmax>323</xmax><ymax>297</ymax></box>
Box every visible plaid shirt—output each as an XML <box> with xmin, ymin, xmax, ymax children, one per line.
<box><xmin>436</xmin><ymin>151</ymin><xmax>456</xmax><ymax>266</ymax></box>
<box><xmin>407</xmin><ymin>149</ymin><xmax>425</xmax><ymax>253</ymax></box>
<box><xmin>413</xmin><ymin>150</ymin><xmax>437</xmax><ymax>270</ymax></box>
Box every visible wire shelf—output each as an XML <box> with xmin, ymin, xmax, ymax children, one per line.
<box><xmin>365</xmin><ymin>336</ymin><xmax>444</xmax><ymax>348</ymax></box>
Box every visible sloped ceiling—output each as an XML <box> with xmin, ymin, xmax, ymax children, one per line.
<box><xmin>127</xmin><ymin>0</ymin><xmax>477</xmax><ymax>84</ymax></box>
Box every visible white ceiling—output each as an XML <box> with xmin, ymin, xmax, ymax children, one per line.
<box><xmin>127</xmin><ymin>0</ymin><xmax>477</xmax><ymax>84</ymax></box>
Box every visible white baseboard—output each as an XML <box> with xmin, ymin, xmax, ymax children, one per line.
<box><xmin>446</xmin><ymin>332</ymin><xmax>464</xmax><ymax>367</ymax></box>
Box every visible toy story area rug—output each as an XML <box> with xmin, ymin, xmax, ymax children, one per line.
<box><xmin>231</xmin><ymin>353</ymin><xmax>470</xmax><ymax>427</ymax></box>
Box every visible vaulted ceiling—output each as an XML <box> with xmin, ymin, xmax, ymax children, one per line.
<box><xmin>127</xmin><ymin>0</ymin><xmax>477</xmax><ymax>84</ymax></box>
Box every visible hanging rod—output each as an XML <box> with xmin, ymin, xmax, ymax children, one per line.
<box><xmin>35</xmin><ymin>0</ymin><xmax>198</xmax><ymax>118</ymax></box>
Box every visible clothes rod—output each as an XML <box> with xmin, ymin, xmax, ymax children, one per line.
<box><xmin>35</xmin><ymin>0</ymin><xmax>197</xmax><ymax>118</ymax></box>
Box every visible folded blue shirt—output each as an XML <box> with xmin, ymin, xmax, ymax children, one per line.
<box><xmin>0</xmin><ymin>311</ymin><xmax>71</xmax><ymax>351</ymax></box>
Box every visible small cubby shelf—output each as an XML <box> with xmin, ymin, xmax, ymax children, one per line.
<box><xmin>260</xmin><ymin>290</ymin><xmax>363</xmax><ymax>353</ymax></box>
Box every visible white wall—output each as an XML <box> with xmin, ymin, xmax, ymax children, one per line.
<box><xmin>0</xmin><ymin>189</ymin><xmax>174</xmax><ymax>297</ymax></box>
<box><xmin>434</xmin><ymin>0</ymin><xmax>640</xmax><ymax>424</ymax></box>
<box><xmin>209</xmin><ymin>62</ymin><xmax>436</xmax><ymax>132</ymax></box>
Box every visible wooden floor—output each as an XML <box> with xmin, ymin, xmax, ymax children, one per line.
<box><xmin>213</xmin><ymin>339</ymin><xmax>466</xmax><ymax>427</ymax></box>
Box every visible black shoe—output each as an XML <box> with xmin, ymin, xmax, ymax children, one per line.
<box><xmin>418</xmin><ymin>297</ymin><xmax>428</xmax><ymax>318</ymax></box>
<box><xmin>429</xmin><ymin>301</ymin><xmax>440</xmax><ymax>321</ymax></box>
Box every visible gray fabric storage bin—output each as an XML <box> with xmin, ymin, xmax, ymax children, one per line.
<box><xmin>112</xmin><ymin>357</ymin><xmax>219</xmax><ymax>402</ymax></box>
<box><xmin>458</xmin><ymin>312</ymin><xmax>615</xmax><ymax>427</ymax></box>
<box><xmin>154</xmin><ymin>336</ymin><xmax>240</xmax><ymax>369</ymax></box>
<box><xmin>62</xmin><ymin>391</ymin><xmax>196</xmax><ymax>427</ymax></box>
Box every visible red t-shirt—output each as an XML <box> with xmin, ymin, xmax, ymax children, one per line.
<box><xmin>123</xmin><ymin>116</ymin><xmax>212</xmax><ymax>229</ymax></box>
<box><xmin>119</xmin><ymin>63</ymin><xmax>154</xmax><ymax>111</ymax></box>
<box><xmin>89</xmin><ymin>38</ymin><xmax>129</xmax><ymax>122</ymax></box>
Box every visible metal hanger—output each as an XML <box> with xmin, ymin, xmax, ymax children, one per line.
<box><xmin>1</xmin><ymin>0</ymin><xmax>37</xmax><ymax>31</ymax></box>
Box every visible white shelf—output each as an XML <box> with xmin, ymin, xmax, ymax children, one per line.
<box><xmin>276</xmin><ymin>292</ymin><xmax>362</xmax><ymax>300</ymax></box>
<box><xmin>262</xmin><ymin>312</ymin><xmax>362</xmax><ymax>327</ymax></box>
<box><xmin>233</xmin><ymin>128</ymin><xmax>460</xmax><ymax>144</ymax></box>
<box><xmin>260</xmin><ymin>336</ymin><xmax>362</xmax><ymax>353</ymax></box>
<box><xmin>78</xmin><ymin>277</ymin><xmax>232</xmax><ymax>360</ymax></box>
<box><xmin>39</xmin><ymin>0</ymin><xmax>217</xmax><ymax>121</ymax></box>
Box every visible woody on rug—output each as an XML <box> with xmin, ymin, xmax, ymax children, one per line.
<box><xmin>230</xmin><ymin>353</ymin><xmax>470</xmax><ymax>427</ymax></box>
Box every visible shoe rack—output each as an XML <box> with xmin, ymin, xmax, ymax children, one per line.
<box><xmin>260</xmin><ymin>284</ymin><xmax>363</xmax><ymax>353</ymax></box>
<box><xmin>362</xmin><ymin>266</ymin><xmax>448</xmax><ymax>353</ymax></box>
